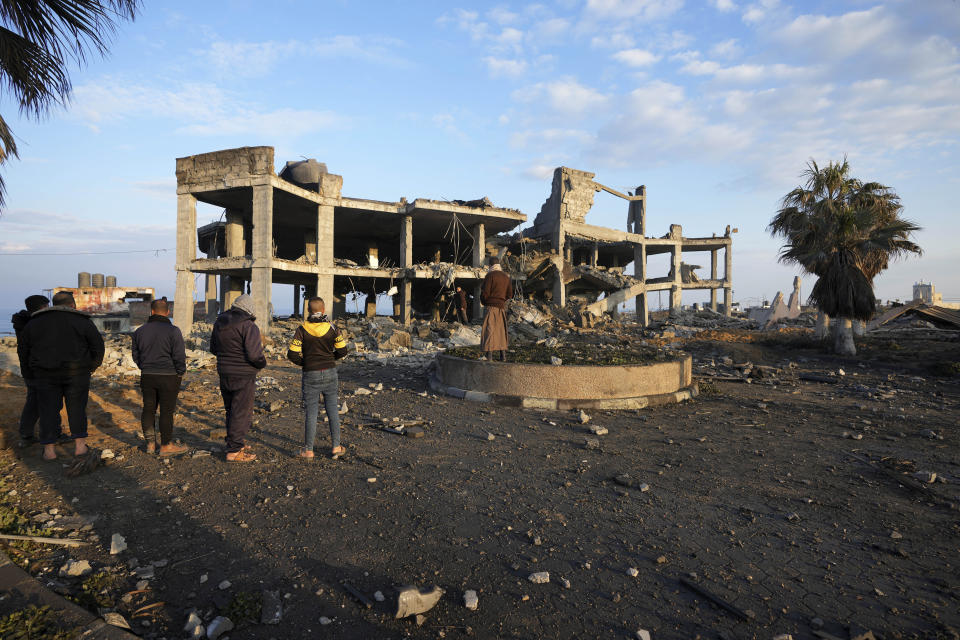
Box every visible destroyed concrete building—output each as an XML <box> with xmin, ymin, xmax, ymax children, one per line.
<box><xmin>173</xmin><ymin>147</ymin><xmax>733</xmax><ymax>332</ymax></box>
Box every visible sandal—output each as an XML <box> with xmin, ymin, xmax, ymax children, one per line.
<box><xmin>296</xmin><ymin>449</ymin><xmax>315</xmax><ymax>460</ymax></box>
<box><xmin>226</xmin><ymin>450</ymin><xmax>257</xmax><ymax>463</ymax></box>
<box><xmin>159</xmin><ymin>443</ymin><xmax>189</xmax><ymax>457</ymax></box>
<box><xmin>331</xmin><ymin>446</ymin><xmax>346</xmax><ymax>459</ymax></box>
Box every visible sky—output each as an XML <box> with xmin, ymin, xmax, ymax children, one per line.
<box><xmin>1</xmin><ymin>0</ymin><xmax>959</xmax><ymax>315</ymax></box>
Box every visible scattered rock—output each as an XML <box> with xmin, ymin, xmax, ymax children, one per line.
<box><xmin>486</xmin><ymin>432</ymin><xmax>496</xmax><ymax>441</ymax></box>
<box><xmin>59</xmin><ymin>559</ymin><xmax>92</xmax><ymax>577</ymax></box>
<box><xmin>656</xmin><ymin>556</ymin><xmax>667</xmax><ymax>564</ymax></box>
<box><xmin>913</xmin><ymin>470</ymin><xmax>937</xmax><ymax>483</ymax></box>
<box><xmin>183</xmin><ymin>611</ymin><xmax>203</xmax><ymax>633</ymax></box>
<box><xmin>319</xmin><ymin>616</ymin><xmax>332</xmax><ymax>625</ymax></box>
<box><xmin>773</xmin><ymin>635</ymin><xmax>793</xmax><ymax>640</ymax></box>
<box><xmin>110</xmin><ymin>533</ymin><xmax>127</xmax><ymax>555</ymax></box>
<box><xmin>260</xmin><ymin>589</ymin><xmax>282</xmax><ymax>624</ymax></box>
<box><xmin>464</xmin><ymin>590</ymin><xmax>479</xmax><ymax>610</ymax></box>
<box><xmin>395</xmin><ymin>585</ymin><xmax>445</xmax><ymax>619</ymax></box>
<box><xmin>528</xmin><ymin>571</ymin><xmax>550</xmax><ymax>584</ymax></box>
<box><xmin>206</xmin><ymin>615</ymin><xmax>234</xmax><ymax>640</ymax></box>
<box><xmin>636</xmin><ymin>630</ymin><xmax>651</xmax><ymax>640</ymax></box>
<box><xmin>550</xmin><ymin>356</ymin><xmax>562</xmax><ymax>366</ymax></box>
<box><xmin>102</xmin><ymin>612</ymin><xmax>130</xmax><ymax>629</ymax></box>
<box><xmin>560</xmin><ymin>577</ymin><xmax>571</xmax><ymax>589</ymax></box>
<box><xmin>374</xmin><ymin>590</ymin><xmax>385</xmax><ymax>602</ymax></box>
<box><xmin>354</xmin><ymin>387</ymin><xmax>372</xmax><ymax>396</ymax></box>
<box><xmin>890</xmin><ymin>531</ymin><xmax>903</xmax><ymax>540</ymax></box>
<box><xmin>578</xmin><ymin>410</ymin><xmax>591</xmax><ymax>424</ymax></box>
<box><xmin>589</xmin><ymin>425</ymin><xmax>608</xmax><ymax>436</ymax></box>
<box><xmin>627</xmin><ymin>567</ymin><xmax>639</xmax><ymax>577</ymax></box>
<box><xmin>218</xmin><ymin>579</ymin><xmax>232</xmax><ymax>590</ymax></box>
<box><xmin>584</xmin><ymin>437</ymin><xmax>600</xmax><ymax>450</ymax></box>
<box><xmin>100</xmin><ymin>449</ymin><xmax>115</xmax><ymax>460</ymax></box>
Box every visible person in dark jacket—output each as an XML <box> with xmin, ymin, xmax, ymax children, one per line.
<box><xmin>21</xmin><ymin>291</ymin><xmax>104</xmax><ymax>461</ymax></box>
<box><xmin>11</xmin><ymin>295</ymin><xmax>51</xmax><ymax>444</ymax></box>
<box><xmin>286</xmin><ymin>297</ymin><xmax>348</xmax><ymax>459</ymax></box>
<box><xmin>132</xmin><ymin>299</ymin><xmax>188</xmax><ymax>456</ymax></box>
<box><xmin>210</xmin><ymin>294</ymin><xmax>266</xmax><ymax>462</ymax></box>
<box><xmin>455</xmin><ymin>286</ymin><xmax>469</xmax><ymax>324</ymax></box>
<box><xmin>480</xmin><ymin>256</ymin><xmax>513</xmax><ymax>361</ymax></box>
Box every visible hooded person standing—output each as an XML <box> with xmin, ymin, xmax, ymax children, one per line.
<box><xmin>20</xmin><ymin>291</ymin><xmax>104</xmax><ymax>461</ymax></box>
<box><xmin>480</xmin><ymin>256</ymin><xmax>513</xmax><ymax>361</ymax></box>
<box><xmin>286</xmin><ymin>297</ymin><xmax>348</xmax><ymax>459</ymax></box>
<box><xmin>11</xmin><ymin>294</ymin><xmax>51</xmax><ymax>444</ymax></box>
<box><xmin>210</xmin><ymin>294</ymin><xmax>266</xmax><ymax>462</ymax></box>
<box><xmin>132</xmin><ymin>298</ymin><xmax>188</xmax><ymax>456</ymax></box>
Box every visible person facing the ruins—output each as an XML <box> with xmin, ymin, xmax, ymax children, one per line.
<box><xmin>480</xmin><ymin>256</ymin><xmax>513</xmax><ymax>361</ymax></box>
<box><xmin>210</xmin><ymin>294</ymin><xmax>266</xmax><ymax>462</ymax></box>
<box><xmin>131</xmin><ymin>298</ymin><xmax>188</xmax><ymax>456</ymax></box>
<box><xmin>12</xmin><ymin>294</ymin><xmax>52</xmax><ymax>445</ymax></box>
<box><xmin>287</xmin><ymin>296</ymin><xmax>348</xmax><ymax>459</ymax></box>
<box><xmin>20</xmin><ymin>291</ymin><xmax>104</xmax><ymax>461</ymax></box>
<box><xmin>455</xmin><ymin>285</ymin><xmax>469</xmax><ymax>324</ymax></box>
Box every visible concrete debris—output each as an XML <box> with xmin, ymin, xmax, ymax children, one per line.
<box><xmin>102</xmin><ymin>612</ymin><xmax>131</xmax><ymax>629</ymax></box>
<box><xmin>59</xmin><ymin>559</ymin><xmax>92</xmax><ymax>577</ymax></box>
<box><xmin>374</xmin><ymin>590</ymin><xmax>386</xmax><ymax>602</ymax></box>
<box><xmin>578</xmin><ymin>410</ymin><xmax>591</xmax><ymax>424</ymax></box>
<box><xmin>528</xmin><ymin>571</ymin><xmax>550</xmax><ymax>584</ymax></box>
<box><xmin>110</xmin><ymin>533</ymin><xmax>127</xmax><ymax>555</ymax></box>
<box><xmin>636</xmin><ymin>630</ymin><xmax>651</xmax><ymax>640</ymax></box>
<box><xmin>395</xmin><ymin>585</ymin><xmax>444</xmax><ymax>619</ymax></box>
<box><xmin>584</xmin><ymin>437</ymin><xmax>600</xmax><ymax>450</ymax></box>
<box><xmin>912</xmin><ymin>471</ymin><xmax>937</xmax><ymax>483</ymax></box>
<box><xmin>627</xmin><ymin>567</ymin><xmax>639</xmax><ymax>577</ymax></box>
<box><xmin>218</xmin><ymin>579</ymin><xmax>232</xmax><ymax>590</ymax></box>
<box><xmin>464</xmin><ymin>589</ymin><xmax>479</xmax><ymax>610</ymax></box>
<box><xmin>589</xmin><ymin>425</ymin><xmax>608</xmax><ymax>436</ymax></box>
<box><xmin>206</xmin><ymin>616</ymin><xmax>234</xmax><ymax>640</ymax></box>
<box><xmin>183</xmin><ymin>611</ymin><xmax>203</xmax><ymax>633</ymax></box>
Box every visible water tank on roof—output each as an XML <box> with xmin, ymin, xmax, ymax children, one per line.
<box><xmin>92</xmin><ymin>273</ymin><xmax>104</xmax><ymax>288</ymax></box>
<box><xmin>279</xmin><ymin>159</ymin><xmax>328</xmax><ymax>191</ymax></box>
<box><xmin>106</xmin><ymin>275</ymin><xmax>117</xmax><ymax>288</ymax></box>
<box><xmin>78</xmin><ymin>272</ymin><xmax>91</xmax><ymax>288</ymax></box>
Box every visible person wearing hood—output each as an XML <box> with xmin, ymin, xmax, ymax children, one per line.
<box><xmin>11</xmin><ymin>294</ymin><xmax>51</xmax><ymax>444</ymax></box>
<box><xmin>20</xmin><ymin>291</ymin><xmax>104</xmax><ymax>461</ymax></box>
<box><xmin>210</xmin><ymin>294</ymin><xmax>266</xmax><ymax>462</ymax></box>
<box><xmin>286</xmin><ymin>297</ymin><xmax>348</xmax><ymax>459</ymax></box>
<box><xmin>480</xmin><ymin>256</ymin><xmax>513</xmax><ymax>361</ymax></box>
<box><xmin>132</xmin><ymin>298</ymin><xmax>188</xmax><ymax>456</ymax></box>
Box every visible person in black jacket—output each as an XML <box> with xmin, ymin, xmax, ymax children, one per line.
<box><xmin>11</xmin><ymin>294</ymin><xmax>51</xmax><ymax>444</ymax></box>
<box><xmin>21</xmin><ymin>291</ymin><xmax>104</xmax><ymax>461</ymax></box>
<box><xmin>286</xmin><ymin>297</ymin><xmax>348</xmax><ymax>459</ymax></box>
<box><xmin>210</xmin><ymin>294</ymin><xmax>266</xmax><ymax>462</ymax></box>
<box><xmin>132</xmin><ymin>299</ymin><xmax>188</xmax><ymax>456</ymax></box>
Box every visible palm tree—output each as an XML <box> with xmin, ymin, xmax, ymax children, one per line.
<box><xmin>769</xmin><ymin>158</ymin><xmax>922</xmax><ymax>355</ymax></box>
<box><xmin>0</xmin><ymin>1</ymin><xmax>138</xmax><ymax>210</ymax></box>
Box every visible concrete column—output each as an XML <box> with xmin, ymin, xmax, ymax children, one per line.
<box><xmin>670</xmin><ymin>243</ymin><xmax>683</xmax><ymax>316</ymax></box>
<box><xmin>173</xmin><ymin>193</ymin><xmax>197</xmax><ymax>332</ymax></box>
<box><xmin>250</xmin><ymin>184</ymin><xmax>273</xmax><ymax>332</ymax></box>
<box><xmin>293</xmin><ymin>285</ymin><xmax>301</xmax><ymax>318</ymax></box>
<box><xmin>222</xmin><ymin>210</ymin><xmax>245</xmax><ymax>312</ymax></box>
<box><xmin>471</xmin><ymin>223</ymin><xmax>485</xmax><ymax>267</ymax></box>
<box><xmin>304</xmin><ymin>231</ymin><xmax>317</xmax><ymax>263</ymax></box>
<box><xmin>398</xmin><ymin>215</ymin><xmax>412</xmax><ymax>325</ymax></box>
<box><xmin>590</xmin><ymin>243</ymin><xmax>599</xmax><ymax>267</ymax></box>
<box><xmin>637</xmin><ymin>185</ymin><xmax>646</xmax><ymax>236</ymax></box>
<box><xmin>724</xmin><ymin>244</ymin><xmax>733</xmax><ymax>317</ymax></box>
<box><xmin>204</xmin><ymin>248</ymin><xmax>218</xmax><ymax>321</ymax></box>
<box><xmin>710</xmin><ymin>249</ymin><xmax>718</xmax><ymax>311</ymax></box>
<box><xmin>634</xmin><ymin>244</ymin><xmax>648</xmax><ymax>326</ymax></box>
<box><xmin>316</xmin><ymin>204</ymin><xmax>334</xmax><ymax>317</ymax></box>
<box><xmin>552</xmin><ymin>220</ymin><xmax>566</xmax><ymax>308</ymax></box>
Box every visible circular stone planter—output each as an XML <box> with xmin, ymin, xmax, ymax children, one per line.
<box><xmin>430</xmin><ymin>353</ymin><xmax>697</xmax><ymax>410</ymax></box>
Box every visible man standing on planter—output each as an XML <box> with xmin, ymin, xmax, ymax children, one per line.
<box><xmin>480</xmin><ymin>256</ymin><xmax>513</xmax><ymax>361</ymax></box>
<box><xmin>210</xmin><ymin>294</ymin><xmax>266</xmax><ymax>462</ymax></box>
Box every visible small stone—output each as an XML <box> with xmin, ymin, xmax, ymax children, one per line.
<box><xmin>206</xmin><ymin>615</ymin><xmax>234</xmax><ymax>640</ymax></box>
<box><xmin>200</xmin><ymin>573</ymin><xmax>208</xmax><ymax>584</ymax></box>
<box><xmin>656</xmin><ymin>556</ymin><xmax>667</xmax><ymax>564</ymax></box>
<box><xmin>416</xmin><ymin>614</ymin><xmax>427</xmax><ymax>626</ymax></box>
<box><xmin>395</xmin><ymin>585</ymin><xmax>444</xmax><ymax>618</ymax></box>
<box><xmin>374</xmin><ymin>590</ymin><xmax>385</xmax><ymax>602</ymax></box>
<box><xmin>638</xmin><ymin>483</ymin><xmax>650</xmax><ymax>493</ymax></box>
<box><xmin>354</xmin><ymin>387</ymin><xmax>372</xmax><ymax>395</ymax></box>
<box><xmin>102</xmin><ymin>612</ymin><xmax>130</xmax><ymax>629</ymax></box>
<box><xmin>636</xmin><ymin>630</ymin><xmax>652</xmax><ymax>640</ymax></box>
<box><xmin>367</xmin><ymin>477</ymin><xmax>377</xmax><ymax>483</ymax></box>
<box><xmin>584</xmin><ymin>437</ymin><xmax>600</xmax><ymax>450</ymax></box>
<box><xmin>59</xmin><ymin>559</ymin><xmax>92</xmax><ymax>577</ymax></box>
<box><xmin>136</xmin><ymin>579</ymin><xmax>149</xmax><ymax>590</ymax></box>
<box><xmin>286</xmin><ymin>485</ymin><xmax>294</xmax><ymax>491</ymax></box>
<box><xmin>319</xmin><ymin>616</ymin><xmax>332</xmax><ymax>625</ymax></box>
<box><xmin>890</xmin><ymin>531</ymin><xmax>903</xmax><ymax>540</ymax></box>
<box><xmin>550</xmin><ymin>356</ymin><xmax>562</xmax><ymax>366</ymax></box>
<box><xmin>913</xmin><ymin>470</ymin><xmax>937</xmax><ymax>483</ymax></box>
<box><xmin>486</xmin><ymin>432</ymin><xmax>496</xmax><ymax>441</ymax></box>
<box><xmin>627</xmin><ymin>567</ymin><xmax>639</xmax><ymax>577</ymax></box>
<box><xmin>184</xmin><ymin>611</ymin><xmax>202</xmax><ymax>633</ymax></box>
<box><xmin>464</xmin><ymin>589</ymin><xmax>479</xmax><ymax>610</ymax></box>
<box><xmin>579</xmin><ymin>410</ymin><xmax>591</xmax><ymax>424</ymax></box>
<box><xmin>100</xmin><ymin>449</ymin><xmax>115</xmax><ymax>459</ymax></box>
<box><xmin>589</xmin><ymin>424</ymin><xmax>608</xmax><ymax>435</ymax></box>
<box><xmin>218</xmin><ymin>579</ymin><xmax>232</xmax><ymax>590</ymax></box>
<box><xmin>772</xmin><ymin>635</ymin><xmax>793</xmax><ymax>640</ymax></box>
<box><xmin>560</xmin><ymin>577</ymin><xmax>571</xmax><ymax>589</ymax></box>
<box><xmin>528</xmin><ymin>571</ymin><xmax>550</xmax><ymax>584</ymax></box>
<box><xmin>110</xmin><ymin>533</ymin><xmax>127</xmax><ymax>555</ymax></box>
<box><xmin>810</xmin><ymin>617</ymin><xmax>824</xmax><ymax>629</ymax></box>
<box><xmin>786</xmin><ymin>512</ymin><xmax>801</xmax><ymax>522</ymax></box>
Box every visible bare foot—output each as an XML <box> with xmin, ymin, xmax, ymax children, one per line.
<box><xmin>331</xmin><ymin>446</ymin><xmax>346</xmax><ymax>458</ymax></box>
<box><xmin>74</xmin><ymin>438</ymin><xmax>88</xmax><ymax>457</ymax></box>
<box><xmin>42</xmin><ymin>445</ymin><xmax>57</xmax><ymax>461</ymax></box>
<box><xmin>159</xmin><ymin>443</ymin><xmax>188</xmax><ymax>456</ymax></box>
<box><xmin>146</xmin><ymin>442</ymin><xmax>156</xmax><ymax>454</ymax></box>
<box><xmin>297</xmin><ymin>449</ymin><xmax>315</xmax><ymax>459</ymax></box>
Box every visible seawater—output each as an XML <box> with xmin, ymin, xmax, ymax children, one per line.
<box><xmin>0</xmin><ymin>308</ymin><xmax>18</xmax><ymax>336</ymax></box>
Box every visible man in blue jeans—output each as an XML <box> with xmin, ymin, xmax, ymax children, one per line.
<box><xmin>286</xmin><ymin>296</ymin><xmax>348</xmax><ymax>459</ymax></box>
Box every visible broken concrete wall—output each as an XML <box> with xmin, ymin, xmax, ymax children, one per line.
<box><xmin>528</xmin><ymin>167</ymin><xmax>597</xmax><ymax>235</ymax></box>
<box><xmin>175</xmin><ymin>146</ymin><xmax>275</xmax><ymax>187</ymax></box>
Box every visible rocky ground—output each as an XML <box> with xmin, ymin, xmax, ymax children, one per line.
<box><xmin>0</xmin><ymin>315</ymin><xmax>958</xmax><ymax>640</ymax></box>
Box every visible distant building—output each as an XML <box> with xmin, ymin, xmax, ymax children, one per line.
<box><xmin>912</xmin><ymin>281</ymin><xmax>941</xmax><ymax>305</ymax></box>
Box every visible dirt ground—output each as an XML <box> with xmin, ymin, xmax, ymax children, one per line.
<box><xmin>1</xmin><ymin>328</ymin><xmax>958</xmax><ymax>640</ymax></box>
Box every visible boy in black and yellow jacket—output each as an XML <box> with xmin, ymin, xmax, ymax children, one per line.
<box><xmin>287</xmin><ymin>297</ymin><xmax>348</xmax><ymax>458</ymax></box>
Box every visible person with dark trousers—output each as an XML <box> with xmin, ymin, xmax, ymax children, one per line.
<box><xmin>210</xmin><ymin>294</ymin><xmax>266</xmax><ymax>462</ymax></box>
<box><xmin>455</xmin><ymin>286</ymin><xmax>470</xmax><ymax>324</ymax></box>
<box><xmin>11</xmin><ymin>295</ymin><xmax>51</xmax><ymax>444</ymax></box>
<box><xmin>132</xmin><ymin>299</ymin><xmax>188</xmax><ymax>456</ymax></box>
<box><xmin>287</xmin><ymin>296</ymin><xmax>348</xmax><ymax>459</ymax></box>
<box><xmin>20</xmin><ymin>291</ymin><xmax>104</xmax><ymax>461</ymax></box>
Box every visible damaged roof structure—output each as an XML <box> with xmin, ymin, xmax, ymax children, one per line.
<box><xmin>172</xmin><ymin>147</ymin><xmax>733</xmax><ymax>333</ymax></box>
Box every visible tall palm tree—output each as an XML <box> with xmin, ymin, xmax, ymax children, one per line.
<box><xmin>769</xmin><ymin>158</ymin><xmax>922</xmax><ymax>355</ymax></box>
<box><xmin>0</xmin><ymin>0</ymin><xmax>138</xmax><ymax>210</ymax></box>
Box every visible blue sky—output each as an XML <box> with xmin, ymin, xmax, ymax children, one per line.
<box><xmin>1</xmin><ymin>0</ymin><xmax>958</xmax><ymax>313</ymax></box>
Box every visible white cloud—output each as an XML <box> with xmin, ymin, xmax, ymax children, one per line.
<box><xmin>510</xmin><ymin>128</ymin><xmax>595</xmax><ymax>149</ymax></box>
<box><xmin>711</xmin><ymin>0</ymin><xmax>735</xmax><ymax>11</ymax></box>
<box><xmin>523</xmin><ymin>163</ymin><xmax>557</xmax><ymax>180</ymax></box>
<box><xmin>484</xmin><ymin>57</ymin><xmax>528</xmax><ymax>77</ymax></box>
<box><xmin>513</xmin><ymin>78</ymin><xmax>609</xmax><ymax>117</ymax></box>
<box><xmin>585</xmin><ymin>0</ymin><xmax>684</xmax><ymax>21</ymax></box>
<box><xmin>710</xmin><ymin>38</ymin><xmax>741</xmax><ymax>59</ymax></box>
<box><xmin>590</xmin><ymin>32</ymin><xmax>635</xmax><ymax>49</ymax></box>
<box><xmin>487</xmin><ymin>6</ymin><xmax>519</xmax><ymax>25</ymax></box>
<box><xmin>742</xmin><ymin>0</ymin><xmax>780</xmax><ymax>24</ymax></box>
<box><xmin>776</xmin><ymin>7</ymin><xmax>897</xmax><ymax>58</ymax></box>
<box><xmin>612</xmin><ymin>48</ymin><xmax>661</xmax><ymax>67</ymax></box>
